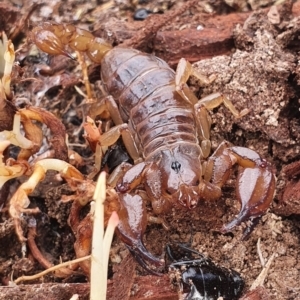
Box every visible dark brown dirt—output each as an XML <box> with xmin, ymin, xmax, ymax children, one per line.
<box><xmin>1</xmin><ymin>0</ymin><xmax>300</xmax><ymax>299</ymax></box>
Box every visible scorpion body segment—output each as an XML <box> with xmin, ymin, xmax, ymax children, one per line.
<box><xmin>101</xmin><ymin>47</ymin><xmax>200</xmax><ymax>159</ymax></box>
<box><xmin>30</xmin><ymin>23</ymin><xmax>276</xmax><ymax>273</ymax></box>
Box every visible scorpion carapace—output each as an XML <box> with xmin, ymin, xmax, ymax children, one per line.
<box><xmin>30</xmin><ymin>22</ymin><xmax>276</xmax><ymax>274</ymax></box>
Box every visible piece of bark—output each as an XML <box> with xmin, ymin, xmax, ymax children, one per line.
<box><xmin>98</xmin><ymin>1</ymin><xmax>300</xmax><ymax>67</ymax></box>
<box><xmin>129</xmin><ymin>274</ymin><xmax>177</xmax><ymax>300</ymax></box>
<box><xmin>274</xmin><ymin>160</ymin><xmax>300</xmax><ymax>216</ymax></box>
<box><xmin>154</xmin><ymin>1</ymin><xmax>300</xmax><ymax>66</ymax></box>
<box><xmin>0</xmin><ymin>274</ymin><xmax>177</xmax><ymax>300</ymax></box>
<box><xmin>111</xmin><ymin>254</ymin><xmax>136</xmax><ymax>300</ymax></box>
<box><xmin>0</xmin><ymin>283</ymin><xmax>90</xmax><ymax>300</ymax></box>
<box><xmin>98</xmin><ymin>10</ymin><xmax>251</xmax><ymax>66</ymax></box>
<box><xmin>110</xmin><ymin>254</ymin><xmax>177</xmax><ymax>300</ymax></box>
<box><xmin>240</xmin><ymin>286</ymin><xmax>270</xmax><ymax>300</ymax></box>
<box><xmin>153</xmin><ymin>12</ymin><xmax>249</xmax><ymax>66</ymax></box>
<box><xmin>121</xmin><ymin>0</ymin><xmax>198</xmax><ymax>50</ymax></box>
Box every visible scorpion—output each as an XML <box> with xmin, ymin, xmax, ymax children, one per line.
<box><xmin>29</xmin><ymin>22</ymin><xmax>276</xmax><ymax>273</ymax></box>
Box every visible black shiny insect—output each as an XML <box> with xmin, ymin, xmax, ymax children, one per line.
<box><xmin>101</xmin><ymin>141</ymin><xmax>132</xmax><ymax>173</ymax></box>
<box><xmin>168</xmin><ymin>245</ymin><xmax>244</xmax><ymax>300</ymax></box>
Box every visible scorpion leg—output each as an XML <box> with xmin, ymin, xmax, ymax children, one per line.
<box><xmin>175</xmin><ymin>58</ymin><xmax>249</xmax><ymax>117</ymax></box>
<box><xmin>88</xmin><ymin>95</ymin><xmax>123</xmax><ymax>125</ymax></box>
<box><xmin>197</xmin><ymin>93</ymin><xmax>250</xmax><ymax>118</ymax></box>
<box><xmin>203</xmin><ymin>142</ymin><xmax>276</xmax><ymax>235</ymax></box>
<box><xmin>175</xmin><ymin>58</ymin><xmax>215</xmax><ymax>105</ymax></box>
<box><xmin>107</xmin><ymin>161</ymin><xmax>132</xmax><ymax>187</ymax></box>
<box><xmin>175</xmin><ymin>58</ymin><xmax>249</xmax><ymax>158</ymax></box>
<box><xmin>88</xmin><ymin>95</ymin><xmax>140</xmax><ymax>162</ymax></box>
<box><xmin>85</xmin><ymin>121</ymin><xmax>139</xmax><ymax>178</ymax></box>
<box><xmin>194</xmin><ymin>96</ymin><xmax>249</xmax><ymax>158</ymax></box>
<box><xmin>98</xmin><ymin>124</ymin><xmax>139</xmax><ymax>161</ymax></box>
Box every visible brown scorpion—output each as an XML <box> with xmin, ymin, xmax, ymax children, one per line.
<box><xmin>29</xmin><ymin>23</ymin><xmax>276</xmax><ymax>273</ymax></box>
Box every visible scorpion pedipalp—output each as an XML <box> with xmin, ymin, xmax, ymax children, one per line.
<box><xmin>116</xmin><ymin>193</ymin><xmax>164</xmax><ymax>273</ymax></box>
<box><xmin>218</xmin><ymin>146</ymin><xmax>276</xmax><ymax>236</ymax></box>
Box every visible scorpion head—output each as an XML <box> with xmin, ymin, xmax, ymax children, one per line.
<box><xmin>146</xmin><ymin>145</ymin><xmax>202</xmax><ymax>210</ymax></box>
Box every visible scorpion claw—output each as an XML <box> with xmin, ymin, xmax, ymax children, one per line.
<box><xmin>127</xmin><ymin>244</ymin><xmax>164</xmax><ymax>276</ymax></box>
<box><xmin>117</xmin><ymin>193</ymin><xmax>164</xmax><ymax>274</ymax></box>
<box><xmin>130</xmin><ymin>240</ymin><xmax>165</xmax><ymax>267</ymax></box>
<box><xmin>119</xmin><ymin>233</ymin><xmax>164</xmax><ymax>275</ymax></box>
<box><xmin>221</xmin><ymin>161</ymin><xmax>276</xmax><ymax>235</ymax></box>
<box><xmin>221</xmin><ymin>214</ymin><xmax>261</xmax><ymax>237</ymax></box>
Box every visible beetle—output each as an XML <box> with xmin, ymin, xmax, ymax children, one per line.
<box><xmin>29</xmin><ymin>22</ymin><xmax>276</xmax><ymax>273</ymax></box>
<box><xmin>167</xmin><ymin>244</ymin><xmax>244</xmax><ymax>300</ymax></box>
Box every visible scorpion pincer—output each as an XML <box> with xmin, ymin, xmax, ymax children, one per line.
<box><xmin>30</xmin><ymin>23</ymin><xmax>276</xmax><ymax>273</ymax></box>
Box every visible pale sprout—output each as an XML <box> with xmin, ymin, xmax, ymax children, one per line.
<box><xmin>0</xmin><ymin>31</ymin><xmax>14</xmax><ymax>99</ymax></box>
<box><xmin>13</xmin><ymin>171</ymin><xmax>119</xmax><ymax>300</ymax></box>
<box><xmin>0</xmin><ymin>113</ymin><xmax>36</xmax><ymax>189</ymax></box>
<box><xmin>0</xmin><ymin>140</ymin><xmax>29</xmax><ymax>189</ymax></box>
<box><xmin>0</xmin><ymin>113</ymin><xmax>34</xmax><ymax>149</ymax></box>
<box><xmin>9</xmin><ymin>158</ymin><xmax>84</xmax><ymax>242</ymax></box>
<box><xmin>0</xmin><ymin>32</ymin><xmax>7</xmax><ymax>77</ymax></box>
<box><xmin>90</xmin><ymin>172</ymin><xmax>119</xmax><ymax>300</ymax></box>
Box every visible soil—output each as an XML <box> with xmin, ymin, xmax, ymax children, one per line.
<box><xmin>1</xmin><ymin>0</ymin><xmax>300</xmax><ymax>299</ymax></box>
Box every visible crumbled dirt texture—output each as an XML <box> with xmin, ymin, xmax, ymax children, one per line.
<box><xmin>1</xmin><ymin>0</ymin><xmax>300</xmax><ymax>299</ymax></box>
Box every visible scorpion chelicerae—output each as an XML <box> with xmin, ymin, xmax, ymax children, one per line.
<box><xmin>29</xmin><ymin>22</ymin><xmax>276</xmax><ymax>273</ymax></box>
